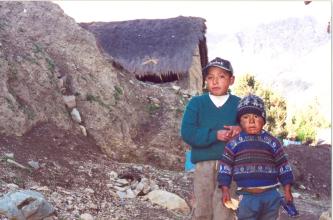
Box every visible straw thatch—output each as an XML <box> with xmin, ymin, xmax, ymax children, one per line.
<box><xmin>80</xmin><ymin>16</ymin><xmax>207</xmax><ymax>80</ymax></box>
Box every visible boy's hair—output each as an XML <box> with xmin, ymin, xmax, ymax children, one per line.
<box><xmin>202</xmin><ymin>57</ymin><xmax>233</xmax><ymax>78</ymax></box>
<box><xmin>236</xmin><ymin>94</ymin><xmax>266</xmax><ymax>123</ymax></box>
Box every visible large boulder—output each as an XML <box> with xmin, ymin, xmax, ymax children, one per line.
<box><xmin>0</xmin><ymin>1</ymin><xmax>186</xmax><ymax>170</ymax></box>
<box><xmin>0</xmin><ymin>190</ymin><xmax>54</xmax><ymax>220</ymax></box>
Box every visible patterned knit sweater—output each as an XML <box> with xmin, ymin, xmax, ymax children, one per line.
<box><xmin>218</xmin><ymin>130</ymin><xmax>294</xmax><ymax>188</ymax></box>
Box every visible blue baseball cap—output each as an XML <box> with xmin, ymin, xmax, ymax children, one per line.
<box><xmin>202</xmin><ymin>57</ymin><xmax>233</xmax><ymax>78</ymax></box>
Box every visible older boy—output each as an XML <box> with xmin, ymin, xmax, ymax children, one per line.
<box><xmin>181</xmin><ymin>57</ymin><xmax>241</xmax><ymax>220</ymax></box>
<box><xmin>218</xmin><ymin>94</ymin><xmax>294</xmax><ymax>220</ymax></box>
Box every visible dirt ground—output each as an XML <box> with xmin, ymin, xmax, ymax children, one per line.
<box><xmin>0</xmin><ymin>122</ymin><xmax>331</xmax><ymax>219</ymax></box>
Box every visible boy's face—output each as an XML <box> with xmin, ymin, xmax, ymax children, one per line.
<box><xmin>205</xmin><ymin>67</ymin><xmax>234</xmax><ymax>96</ymax></box>
<box><xmin>240</xmin><ymin>113</ymin><xmax>265</xmax><ymax>135</ymax></box>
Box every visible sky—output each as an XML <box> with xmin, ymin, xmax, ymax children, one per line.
<box><xmin>55</xmin><ymin>1</ymin><xmax>330</xmax><ymax>37</ymax></box>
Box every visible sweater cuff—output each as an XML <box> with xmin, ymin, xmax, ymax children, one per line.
<box><xmin>280</xmin><ymin>173</ymin><xmax>294</xmax><ymax>186</ymax></box>
<box><xmin>208</xmin><ymin>128</ymin><xmax>218</xmax><ymax>143</ymax></box>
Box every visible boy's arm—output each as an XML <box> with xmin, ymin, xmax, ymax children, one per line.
<box><xmin>181</xmin><ymin>98</ymin><xmax>218</xmax><ymax>148</ymax></box>
<box><xmin>218</xmin><ymin>145</ymin><xmax>235</xmax><ymax>205</ymax></box>
<box><xmin>217</xmin><ymin>146</ymin><xmax>235</xmax><ymax>188</ymax></box>
<box><xmin>273</xmin><ymin>139</ymin><xmax>294</xmax><ymax>191</ymax></box>
<box><xmin>221</xmin><ymin>186</ymin><xmax>231</xmax><ymax>204</ymax></box>
<box><xmin>283</xmin><ymin>184</ymin><xmax>293</xmax><ymax>203</ymax></box>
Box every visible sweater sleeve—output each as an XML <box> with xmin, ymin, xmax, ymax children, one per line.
<box><xmin>217</xmin><ymin>144</ymin><xmax>235</xmax><ymax>187</ymax></box>
<box><xmin>274</xmin><ymin>140</ymin><xmax>294</xmax><ymax>186</ymax></box>
<box><xmin>180</xmin><ymin>97</ymin><xmax>218</xmax><ymax>148</ymax></box>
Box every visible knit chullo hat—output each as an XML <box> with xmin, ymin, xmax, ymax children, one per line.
<box><xmin>202</xmin><ymin>57</ymin><xmax>233</xmax><ymax>78</ymax></box>
<box><xmin>236</xmin><ymin>94</ymin><xmax>266</xmax><ymax>124</ymax></box>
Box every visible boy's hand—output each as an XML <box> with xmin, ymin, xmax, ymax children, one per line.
<box><xmin>221</xmin><ymin>186</ymin><xmax>231</xmax><ymax>204</ymax></box>
<box><xmin>217</xmin><ymin>130</ymin><xmax>232</xmax><ymax>141</ymax></box>
<box><xmin>284</xmin><ymin>184</ymin><xmax>293</xmax><ymax>203</ymax></box>
<box><xmin>224</xmin><ymin>125</ymin><xmax>241</xmax><ymax>138</ymax></box>
<box><xmin>217</xmin><ymin>126</ymin><xmax>241</xmax><ymax>141</ymax></box>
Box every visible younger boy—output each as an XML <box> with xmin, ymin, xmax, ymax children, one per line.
<box><xmin>218</xmin><ymin>94</ymin><xmax>294</xmax><ymax>220</ymax></box>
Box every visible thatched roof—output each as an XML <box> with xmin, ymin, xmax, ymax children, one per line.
<box><xmin>80</xmin><ymin>16</ymin><xmax>207</xmax><ymax>79</ymax></box>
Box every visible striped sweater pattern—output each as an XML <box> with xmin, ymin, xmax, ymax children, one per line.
<box><xmin>218</xmin><ymin>130</ymin><xmax>294</xmax><ymax>188</ymax></box>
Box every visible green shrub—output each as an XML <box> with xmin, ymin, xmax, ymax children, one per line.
<box><xmin>287</xmin><ymin>100</ymin><xmax>331</xmax><ymax>143</ymax></box>
<box><xmin>233</xmin><ymin>74</ymin><xmax>287</xmax><ymax>137</ymax></box>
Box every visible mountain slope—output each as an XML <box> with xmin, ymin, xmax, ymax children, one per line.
<box><xmin>207</xmin><ymin>16</ymin><xmax>331</xmax><ymax>119</ymax></box>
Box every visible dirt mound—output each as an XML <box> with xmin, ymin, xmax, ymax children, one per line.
<box><xmin>285</xmin><ymin>144</ymin><xmax>331</xmax><ymax>198</ymax></box>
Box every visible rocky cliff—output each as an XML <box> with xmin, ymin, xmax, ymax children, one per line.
<box><xmin>0</xmin><ymin>1</ymin><xmax>186</xmax><ymax>170</ymax></box>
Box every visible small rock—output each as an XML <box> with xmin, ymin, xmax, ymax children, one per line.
<box><xmin>145</xmin><ymin>190</ymin><xmax>190</xmax><ymax>214</ymax></box>
<box><xmin>299</xmin><ymin>185</ymin><xmax>306</xmax><ymax>190</ymax></box>
<box><xmin>28</xmin><ymin>160</ymin><xmax>40</xmax><ymax>169</ymax></box>
<box><xmin>130</xmin><ymin>180</ymin><xmax>139</xmax><ymax>190</ymax></box>
<box><xmin>113</xmin><ymin>186</ymin><xmax>128</xmax><ymax>192</ymax></box>
<box><xmin>71</xmin><ymin>108</ymin><xmax>81</xmax><ymax>123</ymax></box>
<box><xmin>4</xmin><ymin>153</ymin><xmax>14</xmax><ymax>158</ymax></box>
<box><xmin>148</xmin><ymin>97</ymin><xmax>160</xmax><ymax>105</ymax></box>
<box><xmin>115</xmin><ymin>179</ymin><xmax>129</xmax><ymax>186</ymax></box>
<box><xmin>37</xmin><ymin>186</ymin><xmax>50</xmax><ymax>191</ymax></box>
<box><xmin>6</xmin><ymin>183</ymin><xmax>19</xmax><ymax>190</ymax></box>
<box><xmin>57</xmin><ymin>77</ymin><xmax>64</xmax><ymax>89</ymax></box>
<box><xmin>88</xmin><ymin>203</ymin><xmax>98</xmax><ymax>210</ymax></box>
<box><xmin>292</xmin><ymin>192</ymin><xmax>301</xmax><ymax>198</ymax></box>
<box><xmin>132</xmin><ymin>165</ymin><xmax>143</xmax><ymax>171</ymax></box>
<box><xmin>63</xmin><ymin>95</ymin><xmax>76</xmax><ymax>108</ymax></box>
<box><xmin>125</xmin><ymin>188</ymin><xmax>136</xmax><ymax>199</ymax></box>
<box><xmin>80</xmin><ymin>213</ymin><xmax>94</xmax><ymax>220</ymax></box>
<box><xmin>172</xmin><ymin>85</ymin><xmax>181</xmax><ymax>92</ymax></box>
<box><xmin>79</xmin><ymin>125</ymin><xmax>87</xmax><ymax>136</ymax></box>
<box><xmin>116</xmin><ymin>191</ymin><xmax>126</xmax><ymax>199</ymax></box>
<box><xmin>108</xmin><ymin>171</ymin><xmax>118</xmax><ymax>179</ymax></box>
<box><xmin>61</xmin><ymin>190</ymin><xmax>72</xmax><ymax>195</ymax></box>
<box><xmin>150</xmin><ymin>181</ymin><xmax>159</xmax><ymax>191</ymax></box>
<box><xmin>319</xmin><ymin>210</ymin><xmax>332</xmax><ymax>220</ymax></box>
<box><xmin>84</xmin><ymin>188</ymin><xmax>95</xmax><ymax>194</ymax></box>
<box><xmin>6</xmin><ymin>159</ymin><xmax>27</xmax><ymax>170</ymax></box>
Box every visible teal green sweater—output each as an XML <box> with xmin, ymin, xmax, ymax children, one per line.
<box><xmin>181</xmin><ymin>93</ymin><xmax>240</xmax><ymax>163</ymax></box>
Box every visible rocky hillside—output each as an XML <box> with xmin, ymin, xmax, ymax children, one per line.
<box><xmin>0</xmin><ymin>1</ymin><xmax>187</xmax><ymax>170</ymax></box>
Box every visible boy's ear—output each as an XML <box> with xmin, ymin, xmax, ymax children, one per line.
<box><xmin>230</xmin><ymin>76</ymin><xmax>235</xmax><ymax>85</ymax></box>
<box><xmin>204</xmin><ymin>81</ymin><xmax>208</xmax><ymax>89</ymax></box>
